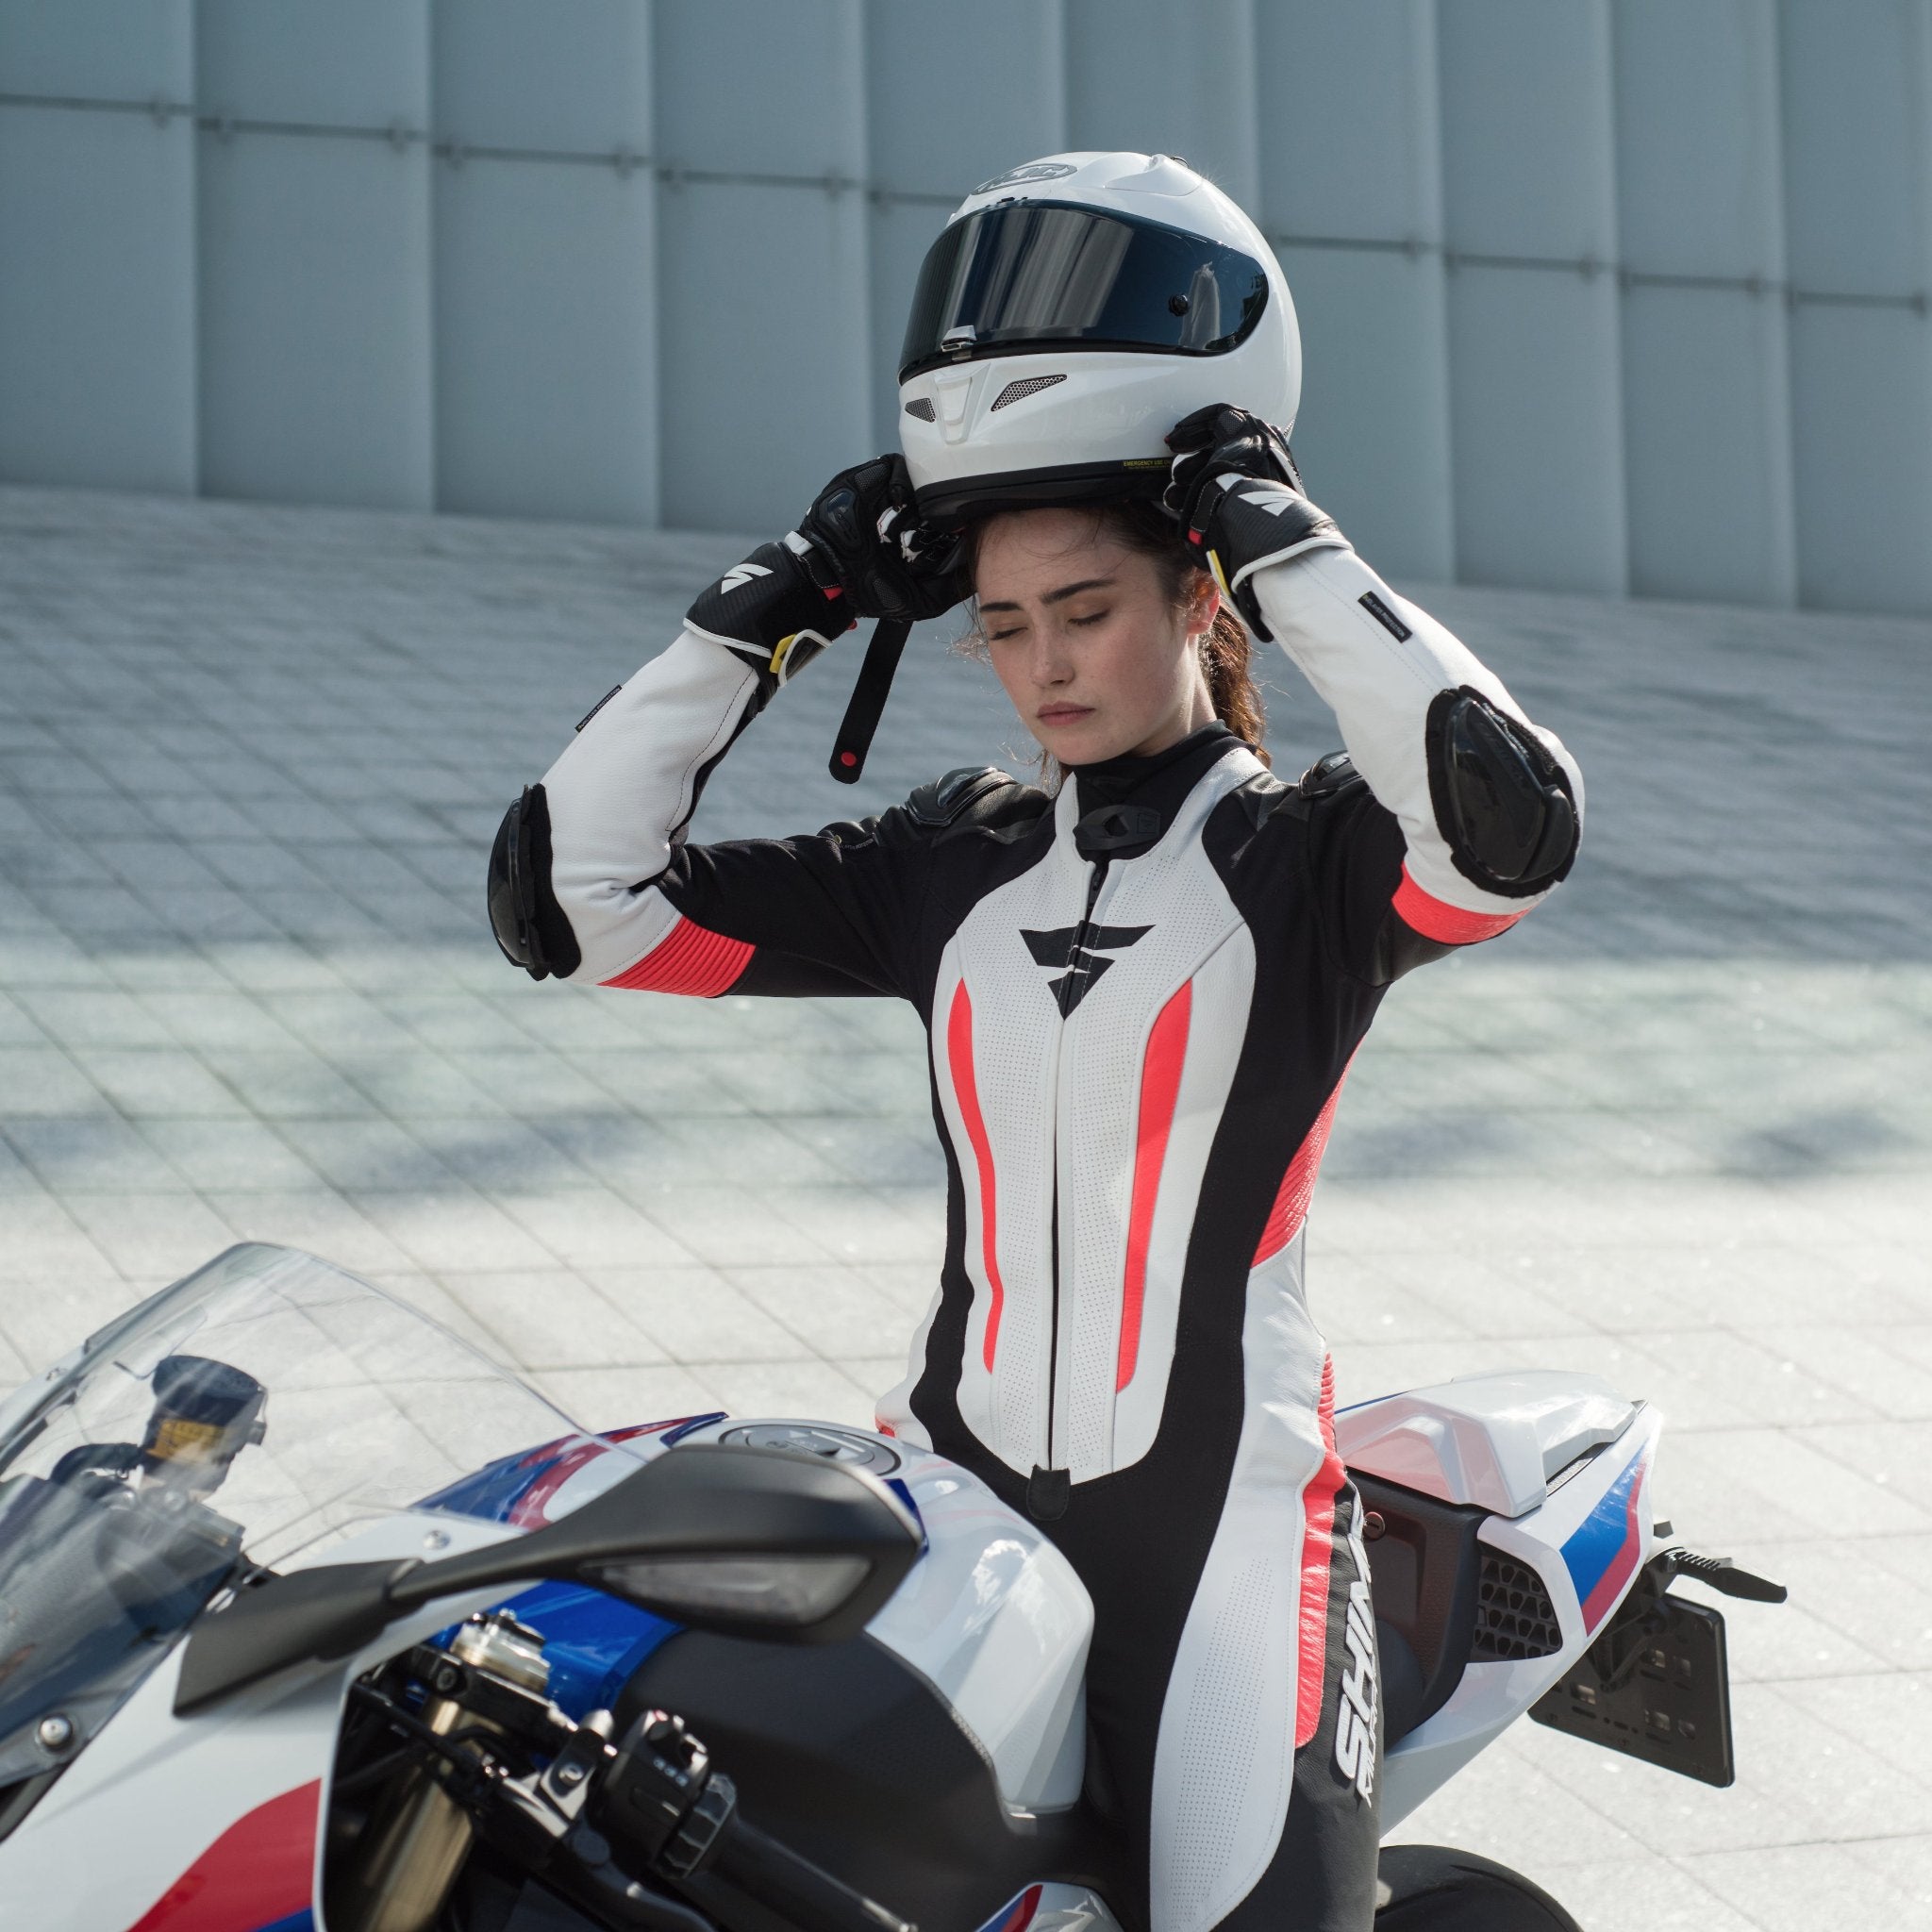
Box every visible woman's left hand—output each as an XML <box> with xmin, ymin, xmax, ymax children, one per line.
<box><xmin>1160</xmin><ymin>404</ymin><xmax>1346</xmax><ymax>637</ymax></box>
<box><xmin>1162</xmin><ymin>403</ymin><xmax>1305</xmax><ymax>525</ymax></box>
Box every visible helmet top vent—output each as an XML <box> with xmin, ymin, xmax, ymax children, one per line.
<box><xmin>990</xmin><ymin>374</ymin><xmax>1067</xmax><ymax>412</ymax></box>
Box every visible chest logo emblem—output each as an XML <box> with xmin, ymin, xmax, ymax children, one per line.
<box><xmin>1021</xmin><ymin>924</ymin><xmax>1153</xmax><ymax>1015</ymax></box>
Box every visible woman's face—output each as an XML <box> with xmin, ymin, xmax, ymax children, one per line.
<box><xmin>973</xmin><ymin>508</ymin><xmax>1218</xmax><ymax>767</ymax></box>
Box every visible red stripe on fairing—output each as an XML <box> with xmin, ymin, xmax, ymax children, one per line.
<box><xmin>602</xmin><ymin>916</ymin><xmax>753</xmax><ymax>995</ymax></box>
<box><xmin>1253</xmin><ymin>1064</ymin><xmax>1352</xmax><ymax>1267</ymax></box>
<box><xmin>129</xmin><ymin>1779</ymin><xmax>320</xmax><ymax>1931</ymax></box>
<box><xmin>1392</xmin><ymin>866</ymin><xmax>1524</xmax><ymax>945</ymax></box>
<box><xmin>999</xmin><ymin>1885</ymin><xmax>1043</xmax><ymax>1932</ymax></box>
<box><xmin>946</xmin><ymin>984</ymin><xmax>1006</xmax><ymax>1372</ymax></box>
<box><xmin>1581</xmin><ymin>1456</ymin><xmax>1649</xmax><ymax>1631</ymax></box>
<box><xmin>1117</xmin><ymin>980</ymin><xmax>1192</xmax><ymax>1391</ymax></box>
<box><xmin>1294</xmin><ymin>1357</ymin><xmax>1346</xmax><ymax>1750</ymax></box>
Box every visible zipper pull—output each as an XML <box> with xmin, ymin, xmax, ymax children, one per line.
<box><xmin>1026</xmin><ymin>1465</ymin><xmax>1070</xmax><ymax>1522</ymax></box>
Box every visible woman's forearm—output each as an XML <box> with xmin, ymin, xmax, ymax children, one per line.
<box><xmin>531</xmin><ymin>535</ymin><xmax>846</xmax><ymax>984</ymax></box>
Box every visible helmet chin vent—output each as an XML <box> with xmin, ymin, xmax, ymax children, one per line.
<box><xmin>990</xmin><ymin>374</ymin><xmax>1067</xmax><ymax>411</ymax></box>
<box><xmin>902</xmin><ymin>397</ymin><xmax>937</xmax><ymax>423</ymax></box>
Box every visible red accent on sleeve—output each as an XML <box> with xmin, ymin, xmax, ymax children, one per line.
<box><xmin>1117</xmin><ymin>979</ymin><xmax>1192</xmax><ymax>1391</ymax></box>
<box><xmin>946</xmin><ymin>983</ymin><xmax>1007</xmax><ymax>1373</ymax></box>
<box><xmin>1392</xmin><ymin>865</ymin><xmax>1524</xmax><ymax>945</ymax></box>
<box><xmin>1253</xmin><ymin>1063</ymin><xmax>1351</xmax><ymax>1267</ymax></box>
<box><xmin>601</xmin><ymin>916</ymin><xmax>754</xmax><ymax>996</ymax></box>
<box><xmin>1294</xmin><ymin>1356</ymin><xmax>1347</xmax><ymax>1749</ymax></box>
<box><xmin>130</xmin><ymin>1779</ymin><xmax>321</xmax><ymax>1930</ymax></box>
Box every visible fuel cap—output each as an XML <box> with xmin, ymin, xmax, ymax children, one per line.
<box><xmin>720</xmin><ymin>1423</ymin><xmax>900</xmax><ymax>1476</ymax></box>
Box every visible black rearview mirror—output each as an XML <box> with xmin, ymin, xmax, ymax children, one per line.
<box><xmin>175</xmin><ymin>1443</ymin><xmax>922</xmax><ymax>1714</ymax></box>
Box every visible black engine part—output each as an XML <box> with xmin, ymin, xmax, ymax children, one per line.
<box><xmin>618</xmin><ymin>1628</ymin><xmax>1127</xmax><ymax>1931</ymax></box>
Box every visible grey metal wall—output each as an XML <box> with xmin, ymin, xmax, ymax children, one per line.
<box><xmin>1</xmin><ymin>0</ymin><xmax>1928</xmax><ymax>611</ymax></box>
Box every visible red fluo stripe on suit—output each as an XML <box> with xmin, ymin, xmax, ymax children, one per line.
<box><xmin>129</xmin><ymin>1779</ymin><xmax>320</xmax><ymax>1931</ymax></box>
<box><xmin>601</xmin><ymin>915</ymin><xmax>754</xmax><ymax>995</ymax></box>
<box><xmin>1294</xmin><ymin>1356</ymin><xmax>1347</xmax><ymax>1749</ymax></box>
<box><xmin>1391</xmin><ymin>865</ymin><xmax>1524</xmax><ymax>945</ymax></box>
<box><xmin>1253</xmin><ymin>1064</ymin><xmax>1352</xmax><ymax>1267</ymax></box>
<box><xmin>947</xmin><ymin>984</ymin><xmax>1007</xmax><ymax>1372</ymax></box>
<box><xmin>1117</xmin><ymin>979</ymin><xmax>1192</xmax><ymax>1391</ymax></box>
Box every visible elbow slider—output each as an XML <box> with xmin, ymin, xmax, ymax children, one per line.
<box><xmin>488</xmin><ymin>783</ymin><xmax>581</xmax><ymax>981</ymax></box>
<box><xmin>1425</xmin><ymin>689</ymin><xmax>1578</xmax><ymax>898</ymax></box>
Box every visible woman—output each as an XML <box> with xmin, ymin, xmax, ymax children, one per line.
<box><xmin>490</xmin><ymin>154</ymin><xmax>1582</xmax><ymax>1932</ymax></box>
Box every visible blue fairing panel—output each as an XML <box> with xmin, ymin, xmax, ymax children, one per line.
<box><xmin>494</xmin><ymin>1577</ymin><xmax>681</xmax><ymax>1719</ymax></box>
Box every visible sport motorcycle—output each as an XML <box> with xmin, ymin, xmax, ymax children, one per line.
<box><xmin>0</xmin><ymin>1244</ymin><xmax>1785</xmax><ymax>1931</ymax></box>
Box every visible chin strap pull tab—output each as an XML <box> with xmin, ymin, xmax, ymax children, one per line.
<box><xmin>829</xmin><ymin>617</ymin><xmax>913</xmax><ymax>784</ymax></box>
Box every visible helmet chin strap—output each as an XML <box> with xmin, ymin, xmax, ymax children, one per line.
<box><xmin>828</xmin><ymin>616</ymin><xmax>914</xmax><ymax>784</ymax></box>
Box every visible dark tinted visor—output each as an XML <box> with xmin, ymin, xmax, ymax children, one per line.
<box><xmin>900</xmin><ymin>201</ymin><xmax>1270</xmax><ymax>380</ymax></box>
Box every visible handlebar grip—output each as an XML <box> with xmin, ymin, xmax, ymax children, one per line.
<box><xmin>708</xmin><ymin>1812</ymin><xmax>916</xmax><ymax>1932</ymax></box>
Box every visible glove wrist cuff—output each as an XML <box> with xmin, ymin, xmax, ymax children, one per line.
<box><xmin>685</xmin><ymin>538</ymin><xmax>851</xmax><ymax>696</ymax></box>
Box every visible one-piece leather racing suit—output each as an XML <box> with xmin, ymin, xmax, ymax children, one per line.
<box><xmin>506</xmin><ymin>525</ymin><xmax>1583</xmax><ymax>1932</ymax></box>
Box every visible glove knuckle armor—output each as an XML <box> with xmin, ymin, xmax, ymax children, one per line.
<box><xmin>1424</xmin><ymin>689</ymin><xmax>1579</xmax><ymax>897</ymax></box>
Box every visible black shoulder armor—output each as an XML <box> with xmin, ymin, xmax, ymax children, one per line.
<box><xmin>1296</xmin><ymin>749</ymin><xmax>1364</xmax><ymax>800</ymax></box>
<box><xmin>903</xmin><ymin>765</ymin><xmax>1044</xmax><ymax>841</ymax></box>
<box><xmin>1425</xmin><ymin>689</ymin><xmax>1578</xmax><ymax>897</ymax></box>
<box><xmin>1236</xmin><ymin>750</ymin><xmax>1362</xmax><ymax>830</ymax></box>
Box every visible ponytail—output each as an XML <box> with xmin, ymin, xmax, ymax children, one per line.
<box><xmin>1199</xmin><ymin>605</ymin><xmax>1270</xmax><ymax>767</ymax></box>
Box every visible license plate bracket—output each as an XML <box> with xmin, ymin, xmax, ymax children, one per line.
<box><xmin>1531</xmin><ymin>1590</ymin><xmax>1735</xmax><ymax>1787</ymax></box>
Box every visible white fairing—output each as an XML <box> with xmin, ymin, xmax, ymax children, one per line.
<box><xmin>1373</xmin><ymin>1401</ymin><xmax>1664</xmax><ymax>1831</ymax></box>
<box><xmin>666</xmin><ymin>1420</ymin><xmax>1095</xmax><ymax>1812</ymax></box>
<box><xmin>1336</xmin><ymin>1370</ymin><xmax>1637</xmax><ymax>1519</ymax></box>
<box><xmin>0</xmin><ymin>1511</ymin><xmax>521</xmax><ymax>1928</ymax></box>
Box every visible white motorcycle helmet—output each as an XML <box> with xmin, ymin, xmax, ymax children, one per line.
<box><xmin>897</xmin><ymin>151</ymin><xmax>1302</xmax><ymax>526</ymax></box>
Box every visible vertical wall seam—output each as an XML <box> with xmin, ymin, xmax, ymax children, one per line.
<box><xmin>1760</xmin><ymin>0</ymin><xmax>1799</xmax><ymax>607</ymax></box>
<box><xmin>1417</xmin><ymin>0</ymin><xmax>1455</xmax><ymax>583</ymax></box>
<box><xmin>1041</xmin><ymin>0</ymin><xmax>1070</xmax><ymax>151</ymax></box>
<box><xmin>1591</xmin><ymin>0</ymin><xmax>1632</xmax><ymax>599</ymax></box>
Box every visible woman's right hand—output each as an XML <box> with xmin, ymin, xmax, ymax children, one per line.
<box><xmin>681</xmin><ymin>457</ymin><xmax>967</xmax><ymax>696</ymax></box>
<box><xmin>795</xmin><ymin>454</ymin><xmax>970</xmax><ymax>624</ymax></box>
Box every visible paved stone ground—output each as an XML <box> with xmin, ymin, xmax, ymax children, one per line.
<box><xmin>1</xmin><ymin>483</ymin><xmax>1927</xmax><ymax>1929</ymax></box>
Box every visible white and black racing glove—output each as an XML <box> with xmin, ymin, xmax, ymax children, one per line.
<box><xmin>687</xmin><ymin>454</ymin><xmax>968</xmax><ymax>698</ymax></box>
<box><xmin>1162</xmin><ymin>402</ymin><xmax>1351</xmax><ymax>641</ymax></box>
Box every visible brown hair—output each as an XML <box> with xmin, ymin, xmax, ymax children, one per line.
<box><xmin>960</xmin><ymin>497</ymin><xmax>1272</xmax><ymax>773</ymax></box>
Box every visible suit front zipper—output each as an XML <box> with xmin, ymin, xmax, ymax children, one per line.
<box><xmin>1027</xmin><ymin>852</ymin><xmax>1110</xmax><ymax>1523</ymax></box>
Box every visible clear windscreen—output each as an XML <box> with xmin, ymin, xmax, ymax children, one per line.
<box><xmin>0</xmin><ymin>1243</ymin><xmax>605</xmax><ymax>1788</ymax></box>
<box><xmin>900</xmin><ymin>200</ymin><xmax>1270</xmax><ymax>379</ymax></box>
